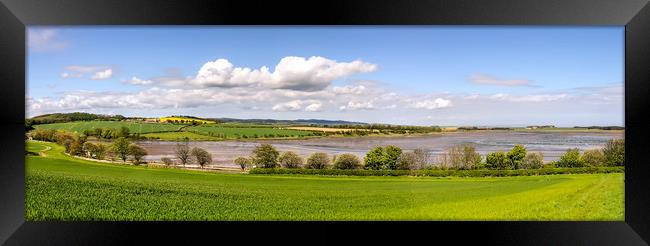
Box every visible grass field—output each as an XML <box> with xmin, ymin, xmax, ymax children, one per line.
<box><xmin>26</xmin><ymin>141</ymin><xmax>624</xmax><ymax>221</ymax></box>
<box><xmin>34</xmin><ymin>121</ymin><xmax>186</xmax><ymax>134</ymax></box>
<box><xmin>187</xmin><ymin>125</ymin><xmax>315</xmax><ymax>138</ymax></box>
<box><xmin>140</xmin><ymin>131</ymin><xmax>222</xmax><ymax>141</ymax></box>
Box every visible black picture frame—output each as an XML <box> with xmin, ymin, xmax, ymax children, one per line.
<box><xmin>1</xmin><ymin>0</ymin><xmax>649</xmax><ymax>245</ymax></box>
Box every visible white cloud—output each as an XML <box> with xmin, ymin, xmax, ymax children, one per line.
<box><xmin>339</xmin><ymin>101</ymin><xmax>375</xmax><ymax>111</ymax></box>
<box><xmin>332</xmin><ymin>85</ymin><xmax>366</xmax><ymax>95</ymax></box>
<box><xmin>91</xmin><ymin>69</ymin><xmax>113</xmax><ymax>80</ymax></box>
<box><xmin>469</xmin><ymin>74</ymin><xmax>530</xmax><ymax>86</ymax></box>
<box><xmin>271</xmin><ymin>100</ymin><xmax>323</xmax><ymax>112</ymax></box>
<box><xmin>192</xmin><ymin>56</ymin><xmax>377</xmax><ymax>91</ymax></box>
<box><xmin>489</xmin><ymin>93</ymin><xmax>568</xmax><ymax>102</ymax></box>
<box><xmin>411</xmin><ymin>98</ymin><xmax>452</xmax><ymax>109</ymax></box>
<box><xmin>28</xmin><ymin>29</ymin><xmax>68</xmax><ymax>52</ymax></box>
<box><xmin>124</xmin><ymin>76</ymin><xmax>153</xmax><ymax>85</ymax></box>
<box><xmin>60</xmin><ymin>65</ymin><xmax>114</xmax><ymax>80</ymax></box>
<box><xmin>60</xmin><ymin>72</ymin><xmax>82</xmax><ymax>79</ymax></box>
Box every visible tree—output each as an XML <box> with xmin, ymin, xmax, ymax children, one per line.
<box><xmin>112</xmin><ymin>137</ymin><xmax>131</xmax><ymax>162</ymax></box>
<box><xmin>413</xmin><ymin>148</ymin><xmax>432</xmax><ymax>169</ymax></box>
<box><xmin>460</xmin><ymin>145</ymin><xmax>482</xmax><ymax>169</ymax></box>
<box><xmin>68</xmin><ymin>137</ymin><xmax>85</xmax><ymax>156</ymax></box>
<box><xmin>333</xmin><ymin>153</ymin><xmax>362</xmax><ymax>170</ymax></box>
<box><xmin>383</xmin><ymin>145</ymin><xmax>403</xmax><ymax>170</ymax></box>
<box><xmin>94</xmin><ymin>143</ymin><xmax>108</xmax><ymax>160</ymax></box>
<box><xmin>175</xmin><ymin>141</ymin><xmax>191</xmax><ymax>166</ymax></box>
<box><xmin>602</xmin><ymin>139</ymin><xmax>624</xmax><ymax>166</ymax></box>
<box><xmin>582</xmin><ymin>149</ymin><xmax>605</xmax><ymax>167</ymax></box>
<box><xmin>507</xmin><ymin>145</ymin><xmax>527</xmax><ymax>169</ymax></box>
<box><xmin>128</xmin><ymin>144</ymin><xmax>147</xmax><ymax>165</ymax></box>
<box><xmin>83</xmin><ymin>142</ymin><xmax>97</xmax><ymax>158</ymax></box>
<box><xmin>234</xmin><ymin>157</ymin><xmax>250</xmax><ymax>171</ymax></box>
<box><xmin>306</xmin><ymin>152</ymin><xmax>330</xmax><ymax>169</ymax></box>
<box><xmin>521</xmin><ymin>152</ymin><xmax>544</xmax><ymax>169</ymax></box>
<box><xmin>251</xmin><ymin>144</ymin><xmax>279</xmax><ymax>168</ymax></box>
<box><xmin>364</xmin><ymin>146</ymin><xmax>385</xmax><ymax>170</ymax></box>
<box><xmin>278</xmin><ymin>151</ymin><xmax>304</xmax><ymax>168</ymax></box>
<box><xmin>396</xmin><ymin>152</ymin><xmax>417</xmax><ymax>170</ymax></box>
<box><xmin>191</xmin><ymin>147</ymin><xmax>212</xmax><ymax>168</ymax></box>
<box><xmin>485</xmin><ymin>151</ymin><xmax>508</xmax><ymax>169</ymax></box>
<box><xmin>556</xmin><ymin>148</ymin><xmax>585</xmax><ymax>168</ymax></box>
<box><xmin>119</xmin><ymin>126</ymin><xmax>131</xmax><ymax>138</ymax></box>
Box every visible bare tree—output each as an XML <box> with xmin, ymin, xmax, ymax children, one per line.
<box><xmin>175</xmin><ymin>141</ymin><xmax>190</xmax><ymax>166</ymax></box>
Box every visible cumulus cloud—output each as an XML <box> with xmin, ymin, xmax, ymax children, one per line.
<box><xmin>124</xmin><ymin>76</ymin><xmax>153</xmax><ymax>85</ymax></box>
<box><xmin>91</xmin><ymin>69</ymin><xmax>113</xmax><ymax>80</ymax></box>
<box><xmin>411</xmin><ymin>98</ymin><xmax>452</xmax><ymax>109</ymax></box>
<box><xmin>272</xmin><ymin>100</ymin><xmax>323</xmax><ymax>112</ymax></box>
<box><xmin>332</xmin><ymin>85</ymin><xmax>366</xmax><ymax>95</ymax></box>
<box><xmin>339</xmin><ymin>101</ymin><xmax>375</xmax><ymax>111</ymax></box>
<box><xmin>192</xmin><ymin>56</ymin><xmax>377</xmax><ymax>91</ymax></box>
<box><xmin>28</xmin><ymin>29</ymin><xmax>68</xmax><ymax>52</ymax></box>
<box><xmin>469</xmin><ymin>74</ymin><xmax>531</xmax><ymax>86</ymax></box>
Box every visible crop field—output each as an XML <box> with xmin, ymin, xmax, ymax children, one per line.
<box><xmin>26</xmin><ymin>141</ymin><xmax>624</xmax><ymax>221</ymax></box>
<box><xmin>187</xmin><ymin>125</ymin><xmax>315</xmax><ymax>138</ymax></box>
<box><xmin>34</xmin><ymin>121</ymin><xmax>187</xmax><ymax>134</ymax></box>
<box><xmin>286</xmin><ymin>126</ymin><xmax>375</xmax><ymax>132</ymax></box>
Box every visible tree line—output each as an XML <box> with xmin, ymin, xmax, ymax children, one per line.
<box><xmin>232</xmin><ymin>139</ymin><xmax>624</xmax><ymax>171</ymax></box>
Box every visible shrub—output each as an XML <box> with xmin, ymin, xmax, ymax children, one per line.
<box><xmin>93</xmin><ymin>143</ymin><xmax>108</xmax><ymax>160</ymax></box>
<box><xmin>556</xmin><ymin>148</ymin><xmax>585</xmax><ymax>168</ymax></box>
<box><xmin>507</xmin><ymin>144</ymin><xmax>527</xmax><ymax>169</ymax></box>
<box><xmin>175</xmin><ymin>141</ymin><xmax>191</xmax><ymax>166</ymax></box>
<box><xmin>334</xmin><ymin>153</ymin><xmax>362</xmax><ymax>170</ymax></box>
<box><xmin>413</xmin><ymin>148</ymin><xmax>432</xmax><ymax>169</ymax></box>
<box><xmin>161</xmin><ymin>157</ymin><xmax>174</xmax><ymax>166</ymax></box>
<box><xmin>485</xmin><ymin>152</ymin><xmax>508</xmax><ymax>169</ymax></box>
<box><xmin>364</xmin><ymin>146</ymin><xmax>385</xmax><ymax>170</ymax></box>
<box><xmin>602</xmin><ymin>139</ymin><xmax>624</xmax><ymax>166</ymax></box>
<box><xmin>582</xmin><ymin>149</ymin><xmax>605</xmax><ymax>167</ymax></box>
<box><xmin>191</xmin><ymin>147</ymin><xmax>212</xmax><ymax>168</ymax></box>
<box><xmin>112</xmin><ymin>137</ymin><xmax>131</xmax><ymax>162</ymax></box>
<box><xmin>521</xmin><ymin>152</ymin><xmax>544</xmax><ymax>169</ymax></box>
<box><xmin>396</xmin><ymin>152</ymin><xmax>418</xmax><ymax>170</ymax></box>
<box><xmin>306</xmin><ymin>152</ymin><xmax>330</xmax><ymax>169</ymax></box>
<box><xmin>128</xmin><ymin>144</ymin><xmax>147</xmax><ymax>165</ymax></box>
<box><xmin>234</xmin><ymin>157</ymin><xmax>251</xmax><ymax>171</ymax></box>
<box><xmin>251</xmin><ymin>143</ymin><xmax>279</xmax><ymax>168</ymax></box>
<box><xmin>83</xmin><ymin>142</ymin><xmax>97</xmax><ymax>158</ymax></box>
<box><xmin>384</xmin><ymin>145</ymin><xmax>403</xmax><ymax>170</ymax></box>
<box><xmin>278</xmin><ymin>151</ymin><xmax>304</xmax><ymax>168</ymax></box>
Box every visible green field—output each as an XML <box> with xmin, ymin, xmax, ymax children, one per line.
<box><xmin>187</xmin><ymin>125</ymin><xmax>315</xmax><ymax>138</ymax></box>
<box><xmin>26</xmin><ymin>141</ymin><xmax>624</xmax><ymax>221</ymax></box>
<box><xmin>140</xmin><ymin>131</ymin><xmax>222</xmax><ymax>141</ymax></box>
<box><xmin>34</xmin><ymin>121</ymin><xmax>186</xmax><ymax>134</ymax></box>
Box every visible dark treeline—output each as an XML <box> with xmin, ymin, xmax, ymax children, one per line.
<box><xmin>28</xmin><ymin>112</ymin><xmax>125</xmax><ymax>125</ymax></box>
<box><xmin>573</xmin><ymin>126</ymin><xmax>625</xmax><ymax>130</ymax></box>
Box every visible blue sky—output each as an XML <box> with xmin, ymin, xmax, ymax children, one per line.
<box><xmin>27</xmin><ymin>26</ymin><xmax>624</xmax><ymax>126</ymax></box>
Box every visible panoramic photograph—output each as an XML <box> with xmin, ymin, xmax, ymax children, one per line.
<box><xmin>25</xmin><ymin>26</ymin><xmax>624</xmax><ymax>221</ymax></box>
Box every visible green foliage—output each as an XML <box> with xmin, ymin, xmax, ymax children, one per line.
<box><xmin>190</xmin><ymin>147</ymin><xmax>212</xmax><ymax>168</ymax></box>
<box><xmin>582</xmin><ymin>149</ymin><xmax>605</xmax><ymax>167</ymax></box>
<box><xmin>128</xmin><ymin>144</ymin><xmax>148</xmax><ymax>165</ymax></box>
<box><xmin>278</xmin><ymin>151</ymin><xmax>304</xmax><ymax>168</ymax></box>
<box><xmin>363</xmin><ymin>145</ymin><xmax>403</xmax><ymax>170</ymax></box>
<box><xmin>364</xmin><ymin>146</ymin><xmax>385</xmax><ymax>170</ymax></box>
<box><xmin>521</xmin><ymin>152</ymin><xmax>544</xmax><ymax>169</ymax></box>
<box><xmin>305</xmin><ymin>152</ymin><xmax>330</xmax><ymax>169</ymax></box>
<box><xmin>602</xmin><ymin>139</ymin><xmax>624</xmax><ymax>166</ymax></box>
<box><xmin>251</xmin><ymin>144</ymin><xmax>280</xmax><ymax>168</ymax></box>
<box><xmin>507</xmin><ymin>144</ymin><xmax>527</xmax><ymax>169</ymax></box>
<box><xmin>119</xmin><ymin>126</ymin><xmax>131</xmax><ymax>138</ymax></box>
<box><xmin>333</xmin><ymin>153</ymin><xmax>362</xmax><ymax>170</ymax></box>
<box><xmin>112</xmin><ymin>137</ymin><xmax>131</xmax><ymax>162</ymax></box>
<box><xmin>486</xmin><ymin>152</ymin><xmax>508</xmax><ymax>169</ymax></box>
<box><xmin>557</xmin><ymin>148</ymin><xmax>585</xmax><ymax>168</ymax></box>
